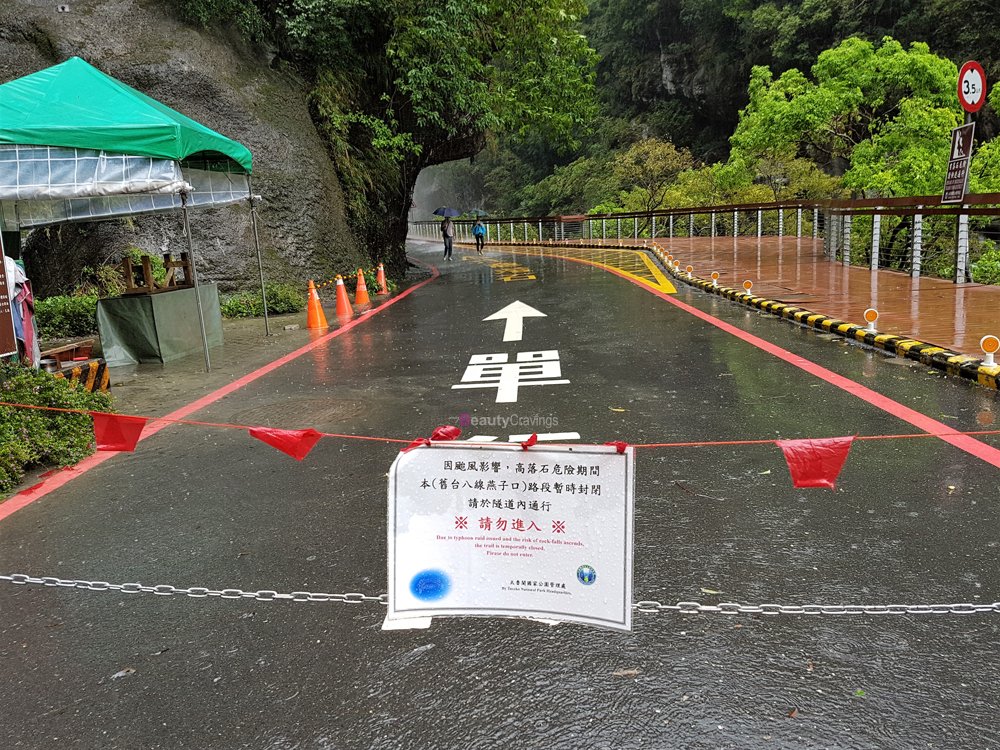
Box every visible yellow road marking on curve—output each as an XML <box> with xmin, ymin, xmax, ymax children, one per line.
<box><xmin>491</xmin><ymin>246</ymin><xmax>676</xmax><ymax>294</ymax></box>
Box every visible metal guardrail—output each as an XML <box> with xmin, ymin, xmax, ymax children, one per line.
<box><xmin>410</xmin><ymin>193</ymin><xmax>1000</xmax><ymax>284</ymax></box>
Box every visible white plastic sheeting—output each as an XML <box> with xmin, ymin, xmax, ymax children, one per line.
<box><xmin>0</xmin><ymin>146</ymin><xmax>250</xmax><ymax>229</ymax></box>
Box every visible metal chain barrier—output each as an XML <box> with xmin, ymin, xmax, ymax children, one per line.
<box><xmin>4</xmin><ymin>574</ymin><xmax>999</xmax><ymax>615</ymax></box>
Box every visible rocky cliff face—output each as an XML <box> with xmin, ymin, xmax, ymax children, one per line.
<box><xmin>0</xmin><ymin>0</ymin><xmax>367</xmax><ymax>295</ymax></box>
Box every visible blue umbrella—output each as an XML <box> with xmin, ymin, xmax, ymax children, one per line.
<box><xmin>433</xmin><ymin>206</ymin><xmax>461</xmax><ymax>217</ymax></box>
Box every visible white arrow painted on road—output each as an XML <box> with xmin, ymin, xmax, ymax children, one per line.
<box><xmin>483</xmin><ymin>301</ymin><xmax>547</xmax><ymax>342</ymax></box>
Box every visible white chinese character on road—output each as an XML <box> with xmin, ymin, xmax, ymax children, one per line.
<box><xmin>451</xmin><ymin>350</ymin><xmax>570</xmax><ymax>403</ymax></box>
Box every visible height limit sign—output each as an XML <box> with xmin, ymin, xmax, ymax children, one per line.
<box><xmin>958</xmin><ymin>60</ymin><xmax>986</xmax><ymax>114</ymax></box>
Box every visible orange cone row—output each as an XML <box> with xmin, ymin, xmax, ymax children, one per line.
<box><xmin>307</xmin><ymin>266</ymin><xmax>391</xmax><ymax>329</ymax></box>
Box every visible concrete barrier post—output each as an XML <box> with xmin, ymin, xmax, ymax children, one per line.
<box><xmin>957</xmin><ymin>211</ymin><xmax>969</xmax><ymax>283</ymax></box>
<box><xmin>912</xmin><ymin>211</ymin><xmax>923</xmax><ymax>278</ymax></box>
<box><xmin>843</xmin><ymin>215</ymin><xmax>852</xmax><ymax>266</ymax></box>
<box><xmin>871</xmin><ymin>212</ymin><xmax>881</xmax><ymax>270</ymax></box>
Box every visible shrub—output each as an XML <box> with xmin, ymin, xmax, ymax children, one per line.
<box><xmin>0</xmin><ymin>362</ymin><xmax>112</xmax><ymax>495</ymax></box>
<box><xmin>220</xmin><ymin>282</ymin><xmax>306</xmax><ymax>318</ymax></box>
<box><xmin>971</xmin><ymin>240</ymin><xmax>1000</xmax><ymax>285</ymax></box>
<box><xmin>34</xmin><ymin>295</ymin><xmax>98</xmax><ymax>339</ymax></box>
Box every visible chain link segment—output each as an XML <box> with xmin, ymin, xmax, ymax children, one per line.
<box><xmin>2</xmin><ymin>574</ymin><xmax>998</xmax><ymax>615</ymax></box>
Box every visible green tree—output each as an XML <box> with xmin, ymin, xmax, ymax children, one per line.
<box><xmin>612</xmin><ymin>138</ymin><xmax>694</xmax><ymax>214</ymax></box>
<box><xmin>729</xmin><ymin>37</ymin><xmax>960</xmax><ymax>197</ymax></box>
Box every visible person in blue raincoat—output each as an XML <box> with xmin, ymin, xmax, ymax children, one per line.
<box><xmin>472</xmin><ymin>219</ymin><xmax>486</xmax><ymax>255</ymax></box>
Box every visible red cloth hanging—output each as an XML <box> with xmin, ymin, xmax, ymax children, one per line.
<box><xmin>91</xmin><ymin>412</ymin><xmax>148</xmax><ymax>452</ymax></box>
<box><xmin>249</xmin><ymin>427</ymin><xmax>323</xmax><ymax>461</ymax></box>
<box><xmin>777</xmin><ymin>436</ymin><xmax>854</xmax><ymax>489</ymax></box>
<box><xmin>403</xmin><ymin>425</ymin><xmax>462</xmax><ymax>452</ymax></box>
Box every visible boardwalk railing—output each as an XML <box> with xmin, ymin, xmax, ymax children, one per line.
<box><xmin>410</xmin><ymin>194</ymin><xmax>1000</xmax><ymax>284</ymax></box>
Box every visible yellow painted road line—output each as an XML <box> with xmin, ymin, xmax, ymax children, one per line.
<box><xmin>495</xmin><ymin>246</ymin><xmax>676</xmax><ymax>294</ymax></box>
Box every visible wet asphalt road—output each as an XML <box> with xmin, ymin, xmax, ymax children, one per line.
<box><xmin>1</xmin><ymin>240</ymin><xmax>999</xmax><ymax>749</ymax></box>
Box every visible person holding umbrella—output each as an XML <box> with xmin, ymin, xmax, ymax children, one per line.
<box><xmin>441</xmin><ymin>216</ymin><xmax>455</xmax><ymax>260</ymax></box>
<box><xmin>433</xmin><ymin>207</ymin><xmax>459</xmax><ymax>261</ymax></box>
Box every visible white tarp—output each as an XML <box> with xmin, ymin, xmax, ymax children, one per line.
<box><xmin>386</xmin><ymin>443</ymin><xmax>635</xmax><ymax>631</ymax></box>
<box><xmin>0</xmin><ymin>146</ymin><xmax>250</xmax><ymax>229</ymax></box>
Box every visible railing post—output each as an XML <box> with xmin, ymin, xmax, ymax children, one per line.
<box><xmin>652</xmin><ymin>215</ymin><xmax>657</xmax><ymax>239</ymax></box>
<box><xmin>757</xmin><ymin>209</ymin><xmax>762</xmax><ymax>237</ymax></box>
<box><xmin>796</xmin><ymin>207</ymin><xmax>803</xmax><ymax>237</ymax></box>
<box><xmin>689</xmin><ymin>213</ymin><xmax>694</xmax><ymax>237</ymax></box>
<box><xmin>842</xmin><ymin>215</ymin><xmax>852</xmax><ymax>266</ymax></box>
<box><xmin>602</xmin><ymin>218</ymin><xmax>607</xmax><ymax>240</ymax></box>
<box><xmin>912</xmin><ymin>210</ymin><xmax>923</xmax><ymax>278</ymax></box>
<box><xmin>669</xmin><ymin>215</ymin><xmax>674</xmax><ymax>238</ymax></box>
<box><xmin>778</xmin><ymin>208</ymin><xmax>784</xmax><ymax>237</ymax></box>
<box><xmin>733</xmin><ymin>210</ymin><xmax>739</xmax><ymax>236</ymax></box>
<box><xmin>509</xmin><ymin>220</ymin><xmax>514</xmax><ymax>242</ymax></box>
<box><xmin>870</xmin><ymin>211</ymin><xmax>881</xmax><ymax>270</ymax></box>
<box><xmin>486</xmin><ymin>223</ymin><xmax>492</xmax><ymax>242</ymax></box>
<box><xmin>711</xmin><ymin>211</ymin><xmax>716</xmax><ymax>237</ymax></box>
<box><xmin>813</xmin><ymin>208</ymin><xmax>819</xmax><ymax>239</ymax></box>
<box><xmin>523</xmin><ymin>221</ymin><xmax>528</xmax><ymax>242</ymax></box>
<box><xmin>617</xmin><ymin>217</ymin><xmax>621</xmax><ymax>239</ymax></box>
<box><xmin>956</xmin><ymin>210</ymin><xmax>969</xmax><ymax>283</ymax></box>
<box><xmin>537</xmin><ymin>220</ymin><xmax>542</xmax><ymax>241</ymax></box>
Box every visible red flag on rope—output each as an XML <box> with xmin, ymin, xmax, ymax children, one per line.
<box><xmin>403</xmin><ymin>425</ymin><xmax>462</xmax><ymax>452</ymax></box>
<box><xmin>249</xmin><ymin>427</ymin><xmax>323</xmax><ymax>461</ymax></box>
<box><xmin>91</xmin><ymin>412</ymin><xmax>148</xmax><ymax>452</ymax></box>
<box><xmin>776</xmin><ymin>436</ymin><xmax>854</xmax><ymax>489</ymax></box>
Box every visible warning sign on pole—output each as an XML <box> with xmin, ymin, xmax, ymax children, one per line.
<box><xmin>942</xmin><ymin>123</ymin><xmax>975</xmax><ymax>204</ymax></box>
<box><xmin>386</xmin><ymin>443</ymin><xmax>635</xmax><ymax>631</ymax></box>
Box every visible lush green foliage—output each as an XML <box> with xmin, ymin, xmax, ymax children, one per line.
<box><xmin>972</xmin><ymin>240</ymin><xmax>1000</xmax><ymax>285</ymax></box>
<box><xmin>729</xmin><ymin>37</ymin><xmax>961</xmax><ymax>196</ymax></box>
<box><xmin>220</xmin><ymin>282</ymin><xmax>306</xmax><ymax>318</ymax></box>
<box><xmin>34</xmin><ymin>295</ymin><xmax>99</xmax><ymax>339</ymax></box>
<box><xmin>0</xmin><ymin>362</ymin><xmax>112</xmax><ymax>495</ymax></box>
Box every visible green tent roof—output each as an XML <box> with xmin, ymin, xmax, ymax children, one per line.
<box><xmin>0</xmin><ymin>57</ymin><xmax>252</xmax><ymax>173</ymax></box>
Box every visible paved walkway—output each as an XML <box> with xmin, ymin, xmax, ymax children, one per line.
<box><xmin>656</xmin><ymin>236</ymin><xmax>1000</xmax><ymax>357</ymax></box>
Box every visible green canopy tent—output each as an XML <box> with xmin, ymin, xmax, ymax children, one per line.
<box><xmin>0</xmin><ymin>57</ymin><xmax>272</xmax><ymax>370</ymax></box>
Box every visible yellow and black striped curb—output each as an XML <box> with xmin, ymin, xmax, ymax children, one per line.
<box><xmin>469</xmin><ymin>239</ymin><xmax>1000</xmax><ymax>391</ymax></box>
<box><xmin>53</xmin><ymin>360</ymin><xmax>110</xmax><ymax>393</ymax></box>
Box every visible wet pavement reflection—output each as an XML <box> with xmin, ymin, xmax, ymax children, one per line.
<box><xmin>0</xmin><ymin>241</ymin><xmax>998</xmax><ymax>749</ymax></box>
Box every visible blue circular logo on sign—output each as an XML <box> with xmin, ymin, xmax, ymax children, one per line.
<box><xmin>576</xmin><ymin>565</ymin><xmax>597</xmax><ymax>585</ymax></box>
<box><xmin>410</xmin><ymin>569</ymin><xmax>450</xmax><ymax>601</ymax></box>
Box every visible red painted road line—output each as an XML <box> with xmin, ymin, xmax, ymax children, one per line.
<box><xmin>556</xmin><ymin>255</ymin><xmax>1000</xmax><ymax>469</ymax></box>
<box><xmin>0</xmin><ymin>266</ymin><xmax>441</xmax><ymax>523</ymax></box>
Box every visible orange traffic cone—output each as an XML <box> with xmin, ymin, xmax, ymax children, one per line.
<box><xmin>375</xmin><ymin>263</ymin><xmax>389</xmax><ymax>295</ymax></box>
<box><xmin>354</xmin><ymin>268</ymin><xmax>371</xmax><ymax>306</ymax></box>
<box><xmin>306</xmin><ymin>280</ymin><xmax>328</xmax><ymax>330</ymax></box>
<box><xmin>334</xmin><ymin>276</ymin><xmax>353</xmax><ymax>319</ymax></box>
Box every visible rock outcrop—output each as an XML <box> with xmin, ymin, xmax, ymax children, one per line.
<box><xmin>0</xmin><ymin>0</ymin><xmax>366</xmax><ymax>295</ymax></box>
